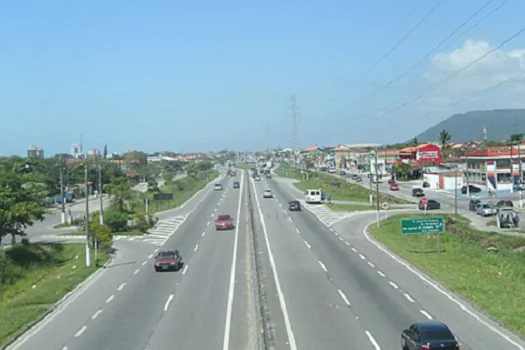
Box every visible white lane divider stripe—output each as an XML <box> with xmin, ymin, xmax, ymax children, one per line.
<box><xmin>365</xmin><ymin>331</ymin><xmax>381</xmax><ymax>350</ymax></box>
<box><xmin>338</xmin><ymin>289</ymin><xmax>351</xmax><ymax>306</ymax></box>
<box><xmin>420</xmin><ymin>310</ymin><xmax>433</xmax><ymax>320</ymax></box>
<box><xmin>403</xmin><ymin>293</ymin><xmax>415</xmax><ymax>303</ymax></box>
<box><xmin>318</xmin><ymin>261</ymin><xmax>328</xmax><ymax>272</ymax></box>
<box><xmin>304</xmin><ymin>241</ymin><xmax>311</xmax><ymax>249</ymax></box>
<box><xmin>105</xmin><ymin>295</ymin><xmax>114</xmax><ymax>303</ymax></box>
<box><xmin>182</xmin><ymin>265</ymin><xmax>188</xmax><ymax>275</ymax></box>
<box><xmin>164</xmin><ymin>294</ymin><xmax>174</xmax><ymax>311</ymax></box>
<box><xmin>389</xmin><ymin>281</ymin><xmax>399</xmax><ymax>289</ymax></box>
<box><xmin>91</xmin><ymin>309</ymin><xmax>103</xmax><ymax>320</ymax></box>
<box><xmin>74</xmin><ymin>326</ymin><xmax>87</xmax><ymax>337</ymax></box>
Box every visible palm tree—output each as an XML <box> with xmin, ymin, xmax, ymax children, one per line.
<box><xmin>438</xmin><ymin>129</ymin><xmax>451</xmax><ymax>149</ymax></box>
<box><xmin>509</xmin><ymin>133</ymin><xmax>524</xmax><ymax>183</ymax></box>
<box><xmin>106</xmin><ymin>177</ymin><xmax>133</xmax><ymax>212</ymax></box>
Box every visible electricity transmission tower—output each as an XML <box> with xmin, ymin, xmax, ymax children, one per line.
<box><xmin>290</xmin><ymin>94</ymin><xmax>299</xmax><ymax>167</ymax></box>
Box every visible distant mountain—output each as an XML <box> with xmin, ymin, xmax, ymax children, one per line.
<box><xmin>415</xmin><ymin>109</ymin><xmax>525</xmax><ymax>143</ymax></box>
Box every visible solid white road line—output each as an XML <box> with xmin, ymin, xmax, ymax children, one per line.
<box><xmin>362</xmin><ymin>222</ymin><xmax>525</xmax><ymax>349</ymax></box>
<box><xmin>164</xmin><ymin>294</ymin><xmax>174</xmax><ymax>311</ymax></box>
<box><xmin>222</xmin><ymin>171</ymin><xmax>244</xmax><ymax>350</ymax></box>
<box><xmin>250</xmin><ymin>176</ymin><xmax>297</xmax><ymax>350</ymax></box>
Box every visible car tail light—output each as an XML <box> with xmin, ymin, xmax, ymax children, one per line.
<box><xmin>419</xmin><ymin>345</ymin><xmax>430</xmax><ymax>350</ymax></box>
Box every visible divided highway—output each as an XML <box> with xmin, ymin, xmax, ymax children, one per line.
<box><xmin>6</xmin><ymin>169</ymin><xmax>525</xmax><ymax>350</ymax></box>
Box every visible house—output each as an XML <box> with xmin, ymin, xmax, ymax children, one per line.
<box><xmin>399</xmin><ymin>143</ymin><xmax>441</xmax><ymax>166</ymax></box>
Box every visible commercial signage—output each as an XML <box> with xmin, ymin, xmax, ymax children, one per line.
<box><xmin>153</xmin><ymin>193</ymin><xmax>174</xmax><ymax>201</ymax></box>
<box><xmin>417</xmin><ymin>149</ymin><xmax>440</xmax><ymax>163</ymax></box>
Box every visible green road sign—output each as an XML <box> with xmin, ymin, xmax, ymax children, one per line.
<box><xmin>402</xmin><ymin>217</ymin><xmax>445</xmax><ymax>234</ymax></box>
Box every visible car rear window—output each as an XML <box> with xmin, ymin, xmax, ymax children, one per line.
<box><xmin>218</xmin><ymin>215</ymin><xmax>230</xmax><ymax>221</ymax></box>
<box><xmin>159</xmin><ymin>252</ymin><xmax>175</xmax><ymax>258</ymax></box>
<box><xmin>423</xmin><ymin>329</ymin><xmax>454</xmax><ymax>341</ymax></box>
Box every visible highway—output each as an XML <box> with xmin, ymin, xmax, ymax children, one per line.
<box><xmin>7</xmin><ymin>168</ymin><xmax>525</xmax><ymax>350</ymax></box>
<box><xmin>262</xmin><ymin>174</ymin><xmax>525</xmax><ymax>350</ymax></box>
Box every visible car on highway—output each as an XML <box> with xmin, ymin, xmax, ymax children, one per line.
<box><xmin>339</xmin><ymin>170</ymin><xmax>346</xmax><ymax>176</ymax></box>
<box><xmin>469</xmin><ymin>198</ymin><xmax>481</xmax><ymax>211</ymax></box>
<box><xmin>476</xmin><ymin>202</ymin><xmax>497</xmax><ymax>216</ymax></box>
<box><xmin>266</xmin><ymin>173</ymin><xmax>272</xmax><ymax>178</ymax></box>
<box><xmin>215</xmin><ymin>214</ymin><xmax>234</xmax><ymax>230</ymax></box>
<box><xmin>154</xmin><ymin>249</ymin><xmax>184</xmax><ymax>272</ymax></box>
<box><xmin>233</xmin><ymin>181</ymin><xmax>240</xmax><ymax>189</ymax></box>
<box><xmin>214</xmin><ymin>183</ymin><xmax>223</xmax><ymax>191</ymax></box>
<box><xmin>254</xmin><ymin>175</ymin><xmax>261</xmax><ymax>181</ymax></box>
<box><xmin>390</xmin><ymin>183</ymin><xmax>399</xmax><ymax>191</ymax></box>
<box><xmin>419</xmin><ymin>199</ymin><xmax>440</xmax><ymax>210</ymax></box>
<box><xmin>288</xmin><ymin>200</ymin><xmax>301</xmax><ymax>211</ymax></box>
<box><xmin>351</xmin><ymin>174</ymin><xmax>359</xmax><ymax>180</ymax></box>
<box><xmin>462</xmin><ymin>184</ymin><xmax>481</xmax><ymax>194</ymax></box>
<box><xmin>412</xmin><ymin>188</ymin><xmax>425</xmax><ymax>197</ymax></box>
<box><xmin>401</xmin><ymin>321</ymin><xmax>459</xmax><ymax>349</ymax></box>
<box><xmin>263</xmin><ymin>189</ymin><xmax>273</xmax><ymax>198</ymax></box>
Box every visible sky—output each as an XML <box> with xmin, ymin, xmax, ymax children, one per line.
<box><xmin>1</xmin><ymin>0</ymin><xmax>524</xmax><ymax>156</ymax></box>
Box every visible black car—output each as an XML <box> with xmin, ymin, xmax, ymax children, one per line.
<box><xmin>401</xmin><ymin>322</ymin><xmax>459</xmax><ymax>349</ymax></box>
<box><xmin>288</xmin><ymin>200</ymin><xmax>301</xmax><ymax>211</ymax></box>
<box><xmin>469</xmin><ymin>199</ymin><xmax>481</xmax><ymax>211</ymax></box>
<box><xmin>412</xmin><ymin>188</ymin><xmax>425</xmax><ymax>197</ymax></box>
<box><xmin>461</xmin><ymin>184</ymin><xmax>481</xmax><ymax>194</ymax></box>
<box><xmin>233</xmin><ymin>181</ymin><xmax>240</xmax><ymax>189</ymax></box>
<box><xmin>496</xmin><ymin>200</ymin><xmax>513</xmax><ymax>208</ymax></box>
<box><xmin>419</xmin><ymin>199</ymin><xmax>440</xmax><ymax>210</ymax></box>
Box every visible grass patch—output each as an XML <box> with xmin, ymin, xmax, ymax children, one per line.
<box><xmin>327</xmin><ymin>203</ymin><xmax>377</xmax><ymax>212</ymax></box>
<box><xmin>276</xmin><ymin>165</ymin><xmax>307</xmax><ymax>180</ymax></box>
<box><xmin>291</xmin><ymin>172</ymin><xmax>411</xmax><ymax>204</ymax></box>
<box><xmin>66</xmin><ymin>229</ymin><xmax>144</xmax><ymax>236</ymax></box>
<box><xmin>0</xmin><ymin>243</ymin><xmax>109</xmax><ymax>346</ymax></box>
<box><xmin>369</xmin><ymin>213</ymin><xmax>525</xmax><ymax>336</ymax></box>
<box><xmin>131</xmin><ymin>171</ymin><xmax>219</xmax><ymax>214</ymax></box>
<box><xmin>487</xmin><ymin>220</ymin><xmax>497</xmax><ymax>227</ymax></box>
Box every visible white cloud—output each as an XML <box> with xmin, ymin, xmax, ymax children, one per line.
<box><xmin>423</xmin><ymin>39</ymin><xmax>525</xmax><ymax>105</ymax></box>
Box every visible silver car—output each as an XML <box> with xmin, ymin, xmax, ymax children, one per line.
<box><xmin>263</xmin><ymin>189</ymin><xmax>273</xmax><ymax>198</ymax></box>
<box><xmin>476</xmin><ymin>203</ymin><xmax>496</xmax><ymax>216</ymax></box>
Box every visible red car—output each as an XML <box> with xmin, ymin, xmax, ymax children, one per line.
<box><xmin>154</xmin><ymin>249</ymin><xmax>184</xmax><ymax>272</ymax></box>
<box><xmin>390</xmin><ymin>183</ymin><xmax>399</xmax><ymax>191</ymax></box>
<box><xmin>388</xmin><ymin>178</ymin><xmax>395</xmax><ymax>184</ymax></box>
<box><xmin>215</xmin><ymin>214</ymin><xmax>234</xmax><ymax>230</ymax></box>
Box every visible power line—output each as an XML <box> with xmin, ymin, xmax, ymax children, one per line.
<box><xmin>379</xmin><ymin>25</ymin><xmax>525</xmax><ymax>117</ymax></box>
<box><xmin>344</xmin><ymin>0</ymin><xmax>445</xmax><ymax>93</ymax></box>
<box><xmin>351</xmin><ymin>0</ymin><xmax>500</xmax><ymax>110</ymax></box>
<box><xmin>353</xmin><ymin>70</ymin><xmax>525</xmax><ymax>136</ymax></box>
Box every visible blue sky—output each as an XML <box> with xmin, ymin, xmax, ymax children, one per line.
<box><xmin>1</xmin><ymin>0</ymin><xmax>524</xmax><ymax>156</ymax></box>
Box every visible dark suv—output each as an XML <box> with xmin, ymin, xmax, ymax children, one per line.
<box><xmin>233</xmin><ymin>181</ymin><xmax>240</xmax><ymax>189</ymax></box>
<box><xmin>288</xmin><ymin>200</ymin><xmax>301</xmax><ymax>211</ymax></box>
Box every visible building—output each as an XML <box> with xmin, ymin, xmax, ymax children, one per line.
<box><xmin>461</xmin><ymin>145</ymin><xmax>525</xmax><ymax>192</ymax></box>
<box><xmin>399</xmin><ymin>143</ymin><xmax>441</xmax><ymax>166</ymax></box>
<box><xmin>87</xmin><ymin>149</ymin><xmax>100</xmax><ymax>158</ymax></box>
<box><xmin>423</xmin><ymin>171</ymin><xmax>463</xmax><ymax>191</ymax></box>
<box><xmin>70</xmin><ymin>143</ymin><xmax>80</xmax><ymax>158</ymax></box>
<box><xmin>27</xmin><ymin>145</ymin><xmax>44</xmax><ymax>158</ymax></box>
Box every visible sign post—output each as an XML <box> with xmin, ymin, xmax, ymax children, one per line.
<box><xmin>421</xmin><ymin>197</ymin><xmax>428</xmax><ymax>214</ymax></box>
<box><xmin>153</xmin><ymin>193</ymin><xmax>174</xmax><ymax>212</ymax></box>
<box><xmin>401</xmin><ymin>217</ymin><xmax>445</xmax><ymax>252</ymax></box>
<box><xmin>381</xmin><ymin>202</ymin><xmax>390</xmax><ymax>219</ymax></box>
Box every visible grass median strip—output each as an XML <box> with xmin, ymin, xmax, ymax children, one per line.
<box><xmin>132</xmin><ymin>170</ymin><xmax>219</xmax><ymax>214</ymax></box>
<box><xmin>370</xmin><ymin>214</ymin><xmax>525</xmax><ymax>336</ymax></box>
<box><xmin>0</xmin><ymin>243</ymin><xmax>109</xmax><ymax>346</ymax></box>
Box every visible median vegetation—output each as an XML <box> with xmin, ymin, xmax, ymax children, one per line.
<box><xmin>277</xmin><ymin>165</ymin><xmax>410</xmax><ymax>205</ymax></box>
<box><xmin>0</xmin><ymin>243</ymin><xmax>109</xmax><ymax>346</ymax></box>
<box><xmin>370</xmin><ymin>214</ymin><xmax>525</xmax><ymax>336</ymax></box>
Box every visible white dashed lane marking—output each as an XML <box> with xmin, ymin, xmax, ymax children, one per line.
<box><xmin>105</xmin><ymin>295</ymin><xmax>115</xmax><ymax>303</ymax></box>
<box><xmin>117</xmin><ymin>283</ymin><xmax>126</xmax><ymax>291</ymax></box>
<box><xmin>91</xmin><ymin>309</ymin><xmax>103</xmax><ymax>320</ymax></box>
<box><xmin>338</xmin><ymin>289</ymin><xmax>351</xmax><ymax>306</ymax></box>
<box><xmin>389</xmin><ymin>281</ymin><xmax>399</xmax><ymax>290</ymax></box>
<box><xmin>377</xmin><ymin>271</ymin><xmax>385</xmax><ymax>277</ymax></box>
<box><xmin>420</xmin><ymin>310</ymin><xmax>433</xmax><ymax>320</ymax></box>
<box><xmin>182</xmin><ymin>265</ymin><xmax>188</xmax><ymax>275</ymax></box>
<box><xmin>304</xmin><ymin>241</ymin><xmax>311</xmax><ymax>249</ymax></box>
<box><xmin>403</xmin><ymin>293</ymin><xmax>415</xmax><ymax>303</ymax></box>
<box><xmin>74</xmin><ymin>326</ymin><xmax>87</xmax><ymax>337</ymax></box>
<box><xmin>318</xmin><ymin>261</ymin><xmax>328</xmax><ymax>272</ymax></box>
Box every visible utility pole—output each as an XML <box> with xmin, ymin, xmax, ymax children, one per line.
<box><xmin>465</xmin><ymin>145</ymin><xmax>470</xmax><ymax>196</ymax></box>
<box><xmin>369</xmin><ymin>153</ymin><xmax>373</xmax><ymax>206</ymax></box>
<box><xmin>85</xmin><ymin>164</ymin><xmax>91</xmax><ymax>267</ymax></box>
<box><xmin>374</xmin><ymin>150</ymin><xmax>380</xmax><ymax>212</ymax></box>
<box><xmin>454</xmin><ymin>171</ymin><xmax>458</xmax><ymax>215</ymax></box>
<box><xmin>59</xmin><ymin>157</ymin><xmax>66</xmax><ymax>224</ymax></box>
<box><xmin>290</xmin><ymin>94</ymin><xmax>299</xmax><ymax>168</ymax></box>
<box><xmin>98</xmin><ymin>161</ymin><xmax>104</xmax><ymax>225</ymax></box>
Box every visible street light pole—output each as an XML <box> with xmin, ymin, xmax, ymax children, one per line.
<box><xmin>454</xmin><ymin>171</ymin><xmax>458</xmax><ymax>215</ymax></box>
<box><xmin>98</xmin><ymin>161</ymin><xmax>104</xmax><ymax>225</ymax></box>
<box><xmin>59</xmin><ymin>158</ymin><xmax>66</xmax><ymax>224</ymax></box>
<box><xmin>85</xmin><ymin>164</ymin><xmax>91</xmax><ymax>268</ymax></box>
<box><xmin>375</xmin><ymin>150</ymin><xmax>380</xmax><ymax>212</ymax></box>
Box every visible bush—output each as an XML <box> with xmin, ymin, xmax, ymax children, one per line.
<box><xmin>89</xmin><ymin>222</ymin><xmax>113</xmax><ymax>252</ymax></box>
<box><xmin>134</xmin><ymin>214</ymin><xmax>149</xmax><ymax>232</ymax></box>
<box><xmin>103</xmin><ymin>210</ymin><xmax>128</xmax><ymax>233</ymax></box>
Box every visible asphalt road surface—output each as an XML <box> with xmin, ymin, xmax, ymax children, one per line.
<box><xmin>7</xmin><ymin>169</ymin><xmax>525</xmax><ymax>350</ymax></box>
<box><xmin>259</xmin><ymin>174</ymin><xmax>525</xmax><ymax>350</ymax></box>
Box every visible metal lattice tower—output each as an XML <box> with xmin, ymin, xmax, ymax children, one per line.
<box><xmin>290</xmin><ymin>94</ymin><xmax>299</xmax><ymax>165</ymax></box>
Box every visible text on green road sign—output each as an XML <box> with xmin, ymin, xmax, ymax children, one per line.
<box><xmin>401</xmin><ymin>217</ymin><xmax>445</xmax><ymax>234</ymax></box>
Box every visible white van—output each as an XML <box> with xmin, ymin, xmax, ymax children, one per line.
<box><xmin>305</xmin><ymin>188</ymin><xmax>322</xmax><ymax>204</ymax></box>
